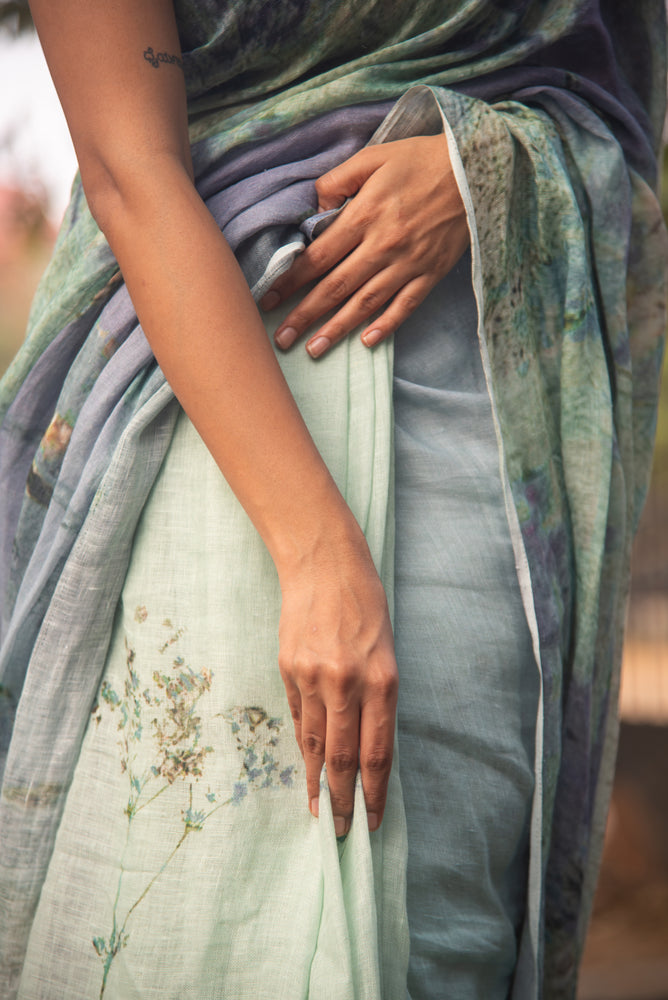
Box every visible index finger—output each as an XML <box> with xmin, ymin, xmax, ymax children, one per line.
<box><xmin>261</xmin><ymin>211</ymin><xmax>360</xmax><ymax>312</ymax></box>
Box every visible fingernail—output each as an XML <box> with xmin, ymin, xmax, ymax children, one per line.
<box><xmin>367</xmin><ymin>812</ymin><xmax>379</xmax><ymax>832</ymax></box>
<box><xmin>334</xmin><ymin>815</ymin><xmax>347</xmax><ymax>837</ymax></box>
<box><xmin>261</xmin><ymin>290</ymin><xmax>281</xmax><ymax>310</ymax></box>
<box><xmin>307</xmin><ymin>336</ymin><xmax>331</xmax><ymax>358</ymax></box>
<box><xmin>310</xmin><ymin>797</ymin><xmax>319</xmax><ymax>818</ymax></box>
<box><xmin>362</xmin><ymin>328</ymin><xmax>383</xmax><ymax>347</ymax></box>
<box><xmin>275</xmin><ymin>326</ymin><xmax>298</xmax><ymax>350</ymax></box>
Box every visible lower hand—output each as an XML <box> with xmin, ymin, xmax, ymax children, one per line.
<box><xmin>277</xmin><ymin>533</ymin><xmax>398</xmax><ymax>836</ymax></box>
<box><xmin>261</xmin><ymin>134</ymin><xmax>469</xmax><ymax>357</ymax></box>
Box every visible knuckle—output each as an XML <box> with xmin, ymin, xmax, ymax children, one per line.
<box><xmin>362</xmin><ymin>747</ymin><xmax>393</xmax><ymax>776</ymax></box>
<box><xmin>381</xmin><ymin>229</ymin><xmax>403</xmax><ymax>253</ymax></box>
<box><xmin>328</xmin><ymin>748</ymin><xmax>358</xmax><ymax>775</ymax></box>
<box><xmin>324</xmin><ymin>273</ymin><xmax>350</xmax><ymax>302</ymax></box>
<box><xmin>284</xmin><ymin>651</ymin><xmax>320</xmax><ymax>688</ymax></box>
<box><xmin>358</xmin><ymin>288</ymin><xmax>384</xmax><ymax>315</ymax></box>
<box><xmin>399</xmin><ymin>291</ymin><xmax>422</xmax><ymax>315</ymax></box>
<box><xmin>279</xmin><ymin>650</ymin><xmax>322</xmax><ymax>695</ymax></box>
<box><xmin>306</xmin><ymin>241</ymin><xmax>330</xmax><ymax>272</ymax></box>
<box><xmin>297</xmin><ymin>662</ymin><xmax>320</xmax><ymax>693</ymax></box>
<box><xmin>315</xmin><ymin>170</ymin><xmax>334</xmax><ymax>194</ymax></box>
<box><xmin>302</xmin><ymin>732</ymin><xmax>326</xmax><ymax>758</ymax></box>
<box><xmin>288</xmin><ymin>701</ymin><xmax>302</xmax><ymax>725</ymax></box>
<box><xmin>376</xmin><ymin>670</ymin><xmax>399</xmax><ymax>700</ymax></box>
<box><xmin>325</xmin><ymin>658</ymin><xmax>358</xmax><ymax>693</ymax></box>
<box><xmin>277</xmin><ymin>650</ymin><xmax>292</xmax><ymax>676</ymax></box>
<box><xmin>356</xmin><ymin>210</ymin><xmax>374</xmax><ymax>233</ymax></box>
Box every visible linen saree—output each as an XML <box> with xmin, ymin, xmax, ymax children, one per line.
<box><xmin>1</xmin><ymin>1</ymin><xmax>666</xmax><ymax>996</ymax></box>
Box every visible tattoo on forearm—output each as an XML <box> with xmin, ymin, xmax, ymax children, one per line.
<box><xmin>143</xmin><ymin>46</ymin><xmax>184</xmax><ymax>71</ymax></box>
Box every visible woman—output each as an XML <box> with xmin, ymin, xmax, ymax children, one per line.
<box><xmin>0</xmin><ymin>1</ymin><xmax>665</xmax><ymax>997</ymax></box>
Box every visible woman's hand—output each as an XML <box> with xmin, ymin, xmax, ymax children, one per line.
<box><xmin>261</xmin><ymin>134</ymin><xmax>469</xmax><ymax>357</ymax></box>
<box><xmin>277</xmin><ymin>531</ymin><xmax>398</xmax><ymax>837</ymax></box>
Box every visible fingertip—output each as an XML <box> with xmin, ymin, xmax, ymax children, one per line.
<box><xmin>306</xmin><ymin>335</ymin><xmax>331</xmax><ymax>359</ymax></box>
<box><xmin>333</xmin><ymin>815</ymin><xmax>348</xmax><ymax>837</ymax></box>
<box><xmin>316</xmin><ymin>196</ymin><xmax>345</xmax><ymax>213</ymax></box>
<box><xmin>367</xmin><ymin>811</ymin><xmax>379</xmax><ymax>832</ymax></box>
<box><xmin>275</xmin><ymin>326</ymin><xmax>299</xmax><ymax>350</ymax></box>
<box><xmin>310</xmin><ymin>797</ymin><xmax>319</xmax><ymax>818</ymax></box>
<box><xmin>261</xmin><ymin>289</ymin><xmax>281</xmax><ymax>311</ymax></box>
<box><xmin>361</xmin><ymin>327</ymin><xmax>385</xmax><ymax>348</ymax></box>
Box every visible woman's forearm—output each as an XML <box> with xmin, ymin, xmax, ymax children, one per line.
<box><xmin>93</xmin><ymin>155</ymin><xmax>363</xmax><ymax>575</ymax></box>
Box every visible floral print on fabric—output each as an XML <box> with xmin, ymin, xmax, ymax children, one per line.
<box><xmin>89</xmin><ymin>610</ymin><xmax>295</xmax><ymax>998</ymax></box>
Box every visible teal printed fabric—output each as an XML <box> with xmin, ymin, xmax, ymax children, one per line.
<box><xmin>0</xmin><ymin>2</ymin><xmax>666</xmax><ymax>997</ymax></box>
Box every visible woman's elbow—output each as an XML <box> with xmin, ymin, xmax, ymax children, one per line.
<box><xmin>78</xmin><ymin>147</ymin><xmax>194</xmax><ymax>236</ymax></box>
<box><xmin>79</xmin><ymin>154</ymin><xmax>125</xmax><ymax>234</ymax></box>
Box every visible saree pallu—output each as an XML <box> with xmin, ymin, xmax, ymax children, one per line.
<box><xmin>0</xmin><ymin>2</ymin><xmax>666</xmax><ymax>996</ymax></box>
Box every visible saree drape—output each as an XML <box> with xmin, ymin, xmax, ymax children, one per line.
<box><xmin>1</xmin><ymin>2</ymin><xmax>666</xmax><ymax>996</ymax></box>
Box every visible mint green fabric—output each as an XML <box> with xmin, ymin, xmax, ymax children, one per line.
<box><xmin>1</xmin><ymin>3</ymin><xmax>667</xmax><ymax>996</ymax></box>
<box><xmin>18</xmin><ymin>310</ymin><xmax>408</xmax><ymax>1000</ymax></box>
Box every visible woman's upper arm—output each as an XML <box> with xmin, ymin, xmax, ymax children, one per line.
<box><xmin>29</xmin><ymin>0</ymin><xmax>192</xmax><ymax>214</ymax></box>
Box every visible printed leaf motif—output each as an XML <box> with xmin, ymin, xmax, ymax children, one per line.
<box><xmin>92</xmin><ymin>609</ymin><xmax>296</xmax><ymax>998</ymax></box>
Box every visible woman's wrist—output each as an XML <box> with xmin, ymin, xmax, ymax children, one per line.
<box><xmin>267</xmin><ymin>476</ymin><xmax>371</xmax><ymax>586</ymax></box>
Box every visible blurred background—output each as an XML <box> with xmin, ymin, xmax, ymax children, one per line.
<box><xmin>0</xmin><ymin>9</ymin><xmax>666</xmax><ymax>999</ymax></box>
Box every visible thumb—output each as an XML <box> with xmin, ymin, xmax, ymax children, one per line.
<box><xmin>315</xmin><ymin>144</ymin><xmax>386</xmax><ymax>211</ymax></box>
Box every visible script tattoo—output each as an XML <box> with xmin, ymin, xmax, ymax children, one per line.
<box><xmin>143</xmin><ymin>46</ymin><xmax>183</xmax><ymax>71</ymax></box>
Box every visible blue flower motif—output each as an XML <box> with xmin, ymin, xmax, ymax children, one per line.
<box><xmin>183</xmin><ymin>807</ymin><xmax>206</xmax><ymax>831</ymax></box>
<box><xmin>232</xmin><ymin>782</ymin><xmax>248</xmax><ymax>805</ymax></box>
<box><xmin>280</xmin><ymin>767</ymin><xmax>295</xmax><ymax>787</ymax></box>
<box><xmin>100</xmin><ymin>682</ymin><xmax>121</xmax><ymax>707</ymax></box>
